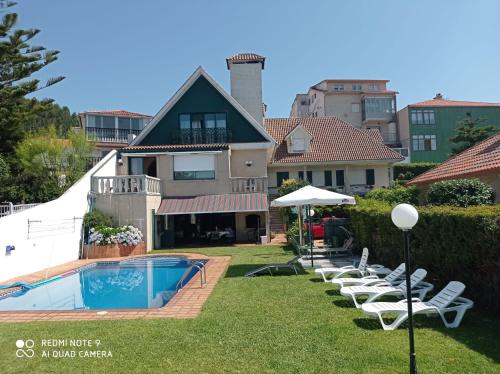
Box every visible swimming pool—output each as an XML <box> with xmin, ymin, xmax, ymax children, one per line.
<box><xmin>0</xmin><ymin>256</ymin><xmax>205</xmax><ymax>311</ymax></box>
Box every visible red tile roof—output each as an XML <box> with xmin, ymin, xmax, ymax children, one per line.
<box><xmin>410</xmin><ymin>98</ymin><xmax>500</xmax><ymax>108</ymax></box>
<box><xmin>408</xmin><ymin>133</ymin><xmax>500</xmax><ymax>185</ymax></box>
<box><xmin>226</xmin><ymin>53</ymin><xmax>265</xmax><ymax>69</ymax></box>
<box><xmin>264</xmin><ymin>117</ymin><xmax>403</xmax><ymax>164</ymax></box>
<box><xmin>122</xmin><ymin>144</ymin><xmax>229</xmax><ymax>152</ymax></box>
<box><xmin>364</xmin><ymin>129</ymin><xmax>384</xmax><ymax>143</ymax></box>
<box><xmin>82</xmin><ymin>110</ymin><xmax>152</xmax><ymax>118</ymax></box>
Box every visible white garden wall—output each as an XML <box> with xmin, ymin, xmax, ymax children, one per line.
<box><xmin>0</xmin><ymin>151</ymin><xmax>117</xmax><ymax>282</ymax></box>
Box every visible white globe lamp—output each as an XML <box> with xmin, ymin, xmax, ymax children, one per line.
<box><xmin>391</xmin><ymin>203</ymin><xmax>419</xmax><ymax>230</ymax></box>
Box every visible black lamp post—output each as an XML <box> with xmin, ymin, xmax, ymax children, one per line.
<box><xmin>391</xmin><ymin>203</ymin><xmax>419</xmax><ymax>374</ymax></box>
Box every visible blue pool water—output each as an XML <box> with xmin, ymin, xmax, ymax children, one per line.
<box><xmin>0</xmin><ymin>256</ymin><xmax>204</xmax><ymax>311</ymax></box>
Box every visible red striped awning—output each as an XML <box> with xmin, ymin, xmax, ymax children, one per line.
<box><xmin>156</xmin><ymin>193</ymin><xmax>268</xmax><ymax>215</ymax></box>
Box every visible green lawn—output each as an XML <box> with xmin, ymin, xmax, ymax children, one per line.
<box><xmin>1</xmin><ymin>245</ymin><xmax>499</xmax><ymax>373</ymax></box>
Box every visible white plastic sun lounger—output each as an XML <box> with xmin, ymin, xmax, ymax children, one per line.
<box><xmin>314</xmin><ymin>247</ymin><xmax>373</xmax><ymax>282</ymax></box>
<box><xmin>331</xmin><ymin>263</ymin><xmax>405</xmax><ymax>289</ymax></box>
<box><xmin>361</xmin><ymin>281</ymin><xmax>474</xmax><ymax>330</ymax></box>
<box><xmin>340</xmin><ymin>269</ymin><xmax>433</xmax><ymax>308</ymax></box>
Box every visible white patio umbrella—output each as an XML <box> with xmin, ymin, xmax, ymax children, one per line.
<box><xmin>271</xmin><ymin>185</ymin><xmax>356</xmax><ymax>267</ymax></box>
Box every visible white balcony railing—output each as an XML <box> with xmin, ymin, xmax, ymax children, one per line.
<box><xmin>85</xmin><ymin>128</ymin><xmax>141</xmax><ymax>143</ymax></box>
<box><xmin>91</xmin><ymin>175</ymin><xmax>161</xmax><ymax>195</ymax></box>
<box><xmin>230</xmin><ymin>177</ymin><xmax>268</xmax><ymax>193</ymax></box>
<box><xmin>0</xmin><ymin>203</ymin><xmax>40</xmax><ymax>217</ymax></box>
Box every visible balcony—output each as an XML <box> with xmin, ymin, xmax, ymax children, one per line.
<box><xmin>230</xmin><ymin>177</ymin><xmax>268</xmax><ymax>193</ymax></box>
<box><xmin>172</xmin><ymin>128</ymin><xmax>232</xmax><ymax>144</ymax></box>
<box><xmin>379</xmin><ymin>130</ymin><xmax>399</xmax><ymax>145</ymax></box>
<box><xmin>91</xmin><ymin>175</ymin><xmax>161</xmax><ymax>195</ymax></box>
<box><xmin>86</xmin><ymin>128</ymin><xmax>141</xmax><ymax>143</ymax></box>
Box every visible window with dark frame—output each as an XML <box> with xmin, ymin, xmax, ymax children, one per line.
<box><xmin>178</xmin><ymin>113</ymin><xmax>227</xmax><ymax>129</ymax></box>
<box><xmin>276</xmin><ymin>172</ymin><xmax>289</xmax><ymax>187</ymax></box>
<box><xmin>324</xmin><ymin>170</ymin><xmax>332</xmax><ymax>186</ymax></box>
<box><xmin>336</xmin><ymin>170</ymin><xmax>345</xmax><ymax>187</ymax></box>
<box><xmin>306</xmin><ymin>171</ymin><xmax>313</xmax><ymax>183</ymax></box>
<box><xmin>366</xmin><ymin>169</ymin><xmax>375</xmax><ymax>186</ymax></box>
<box><xmin>411</xmin><ymin>110</ymin><xmax>435</xmax><ymax>125</ymax></box>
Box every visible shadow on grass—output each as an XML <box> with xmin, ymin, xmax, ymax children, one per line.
<box><xmin>332</xmin><ymin>299</ymin><xmax>355</xmax><ymax>308</ymax></box>
<box><xmin>353</xmin><ymin>311</ymin><xmax>500</xmax><ymax>363</ymax></box>
<box><xmin>436</xmin><ymin>311</ymin><xmax>500</xmax><ymax>364</ymax></box>
<box><xmin>225</xmin><ymin>264</ymin><xmax>306</xmax><ymax>278</ymax></box>
<box><xmin>325</xmin><ymin>289</ymin><xmax>340</xmax><ymax>296</ymax></box>
<box><xmin>353</xmin><ymin>318</ymin><xmax>383</xmax><ymax>330</ymax></box>
<box><xmin>308</xmin><ymin>278</ymin><xmax>324</xmax><ymax>283</ymax></box>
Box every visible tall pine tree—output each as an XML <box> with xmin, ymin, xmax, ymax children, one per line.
<box><xmin>449</xmin><ymin>116</ymin><xmax>498</xmax><ymax>156</ymax></box>
<box><xmin>0</xmin><ymin>1</ymin><xmax>65</xmax><ymax>154</ymax></box>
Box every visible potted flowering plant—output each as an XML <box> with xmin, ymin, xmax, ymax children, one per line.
<box><xmin>85</xmin><ymin>225</ymin><xmax>145</xmax><ymax>258</ymax></box>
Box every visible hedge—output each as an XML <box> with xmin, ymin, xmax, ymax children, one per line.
<box><xmin>393</xmin><ymin>162</ymin><xmax>438</xmax><ymax>181</ymax></box>
<box><xmin>365</xmin><ymin>185</ymin><xmax>419</xmax><ymax>205</ymax></box>
<box><xmin>348</xmin><ymin>200</ymin><xmax>500</xmax><ymax>313</ymax></box>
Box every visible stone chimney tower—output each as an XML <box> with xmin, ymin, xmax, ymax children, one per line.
<box><xmin>226</xmin><ymin>53</ymin><xmax>265</xmax><ymax>126</ymax></box>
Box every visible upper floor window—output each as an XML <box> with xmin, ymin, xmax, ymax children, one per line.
<box><xmin>363</xmin><ymin>97</ymin><xmax>395</xmax><ymax>114</ymax></box>
<box><xmin>412</xmin><ymin>135</ymin><xmax>437</xmax><ymax>151</ymax></box>
<box><xmin>352</xmin><ymin>84</ymin><xmax>362</xmax><ymax>91</ymax></box>
<box><xmin>333</xmin><ymin>84</ymin><xmax>344</xmax><ymax>92</ymax></box>
<box><xmin>351</xmin><ymin>103</ymin><xmax>361</xmax><ymax>113</ymax></box>
<box><xmin>411</xmin><ymin>110</ymin><xmax>435</xmax><ymax>125</ymax></box>
<box><xmin>118</xmin><ymin>117</ymin><xmax>144</xmax><ymax>131</ymax></box>
<box><xmin>367</xmin><ymin>84</ymin><xmax>380</xmax><ymax>91</ymax></box>
<box><xmin>179</xmin><ymin>113</ymin><xmax>227</xmax><ymax>130</ymax></box>
<box><xmin>88</xmin><ymin>115</ymin><xmax>115</xmax><ymax>129</ymax></box>
<box><xmin>291</xmin><ymin>137</ymin><xmax>306</xmax><ymax>152</ymax></box>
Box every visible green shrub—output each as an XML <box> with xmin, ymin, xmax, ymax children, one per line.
<box><xmin>427</xmin><ymin>178</ymin><xmax>494</xmax><ymax>207</ymax></box>
<box><xmin>278</xmin><ymin>178</ymin><xmax>309</xmax><ymax>197</ymax></box>
<box><xmin>365</xmin><ymin>185</ymin><xmax>419</xmax><ymax>205</ymax></box>
<box><xmin>393</xmin><ymin>162</ymin><xmax>438</xmax><ymax>181</ymax></box>
<box><xmin>346</xmin><ymin>201</ymin><xmax>500</xmax><ymax>313</ymax></box>
<box><xmin>83</xmin><ymin>210</ymin><xmax>112</xmax><ymax>230</ymax></box>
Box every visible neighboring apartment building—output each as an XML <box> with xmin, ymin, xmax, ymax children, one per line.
<box><xmin>90</xmin><ymin>53</ymin><xmax>403</xmax><ymax>248</ymax></box>
<box><xmin>78</xmin><ymin>110</ymin><xmax>152</xmax><ymax>162</ymax></box>
<box><xmin>398</xmin><ymin>94</ymin><xmax>500</xmax><ymax>163</ymax></box>
<box><xmin>407</xmin><ymin>133</ymin><xmax>500</xmax><ymax>203</ymax></box>
<box><xmin>290</xmin><ymin>80</ymin><xmax>403</xmax><ymax>153</ymax></box>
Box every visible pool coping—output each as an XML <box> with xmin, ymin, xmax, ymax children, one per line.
<box><xmin>0</xmin><ymin>253</ymin><xmax>231</xmax><ymax>323</ymax></box>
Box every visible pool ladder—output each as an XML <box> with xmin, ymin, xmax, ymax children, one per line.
<box><xmin>176</xmin><ymin>261</ymin><xmax>207</xmax><ymax>292</ymax></box>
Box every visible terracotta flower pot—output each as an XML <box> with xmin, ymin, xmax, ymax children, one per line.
<box><xmin>84</xmin><ymin>241</ymin><xmax>146</xmax><ymax>259</ymax></box>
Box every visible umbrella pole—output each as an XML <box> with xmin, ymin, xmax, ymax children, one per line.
<box><xmin>298</xmin><ymin>205</ymin><xmax>304</xmax><ymax>246</ymax></box>
<box><xmin>308</xmin><ymin>204</ymin><xmax>314</xmax><ymax>267</ymax></box>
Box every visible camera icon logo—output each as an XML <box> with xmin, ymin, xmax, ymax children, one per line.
<box><xmin>16</xmin><ymin>339</ymin><xmax>35</xmax><ymax>358</ymax></box>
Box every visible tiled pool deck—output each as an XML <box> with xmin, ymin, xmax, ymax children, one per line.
<box><xmin>0</xmin><ymin>253</ymin><xmax>230</xmax><ymax>323</ymax></box>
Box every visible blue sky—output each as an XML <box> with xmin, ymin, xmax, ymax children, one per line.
<box><xmin>16</xmin><ymin>0</ymin><xmax>500</xmax><ymax>118</ymax></box>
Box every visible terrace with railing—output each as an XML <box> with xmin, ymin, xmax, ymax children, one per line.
<box><xmin>230</xmin><ymin>177</ymin><xmax>268</xmax><ymax>193</ymax></box>
<box><xmin>91</xmin><ymin>175</ymin><xmax>161</xmax><ymax>195</ymax></box>
<box><xmin>86</xmin><ymin>128</ymin><xmax>142</xmax><ymax>143</ymax></box>
<box><xmin>0</xmin><ymin>203</ymin><xmax>40</xmax><ymax>218</ymax></box>
<box><xmin>171</xmin><ymin>128</ymin><xmax>232</xmax><ymax>144</ymax></box>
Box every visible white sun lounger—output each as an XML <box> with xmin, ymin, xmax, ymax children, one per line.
<box><xmin>340</xmin><ymin>269</ymin><xmax>433</xmax><ymax>308</ymax></box>
<box><xmin>361</xmin><ymin>281</ymin><xmax>474</xmax><ymax>330</ymax></box>
<box><xmin>331</xmin><ymin>263</ymin><xmax>405</xmax><ymax>289</ymax></box>
<box><xmin>314</xmin><ymin>247</ymin><xmax>374</xmax><ymax>282</ymax></box>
